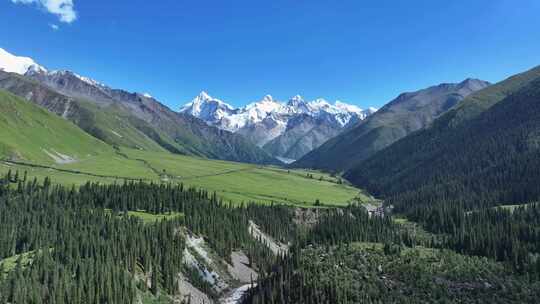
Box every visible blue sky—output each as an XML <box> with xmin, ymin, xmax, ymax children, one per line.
<box><xmin>1</xmin><ymin>0</ymin><xmax>539</xmax><ymax>109</ymax></box>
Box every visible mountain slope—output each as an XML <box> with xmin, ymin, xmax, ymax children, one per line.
<box><xmin>292</xmin><ymin>78</ymin><xmax>490</xmax><ymax>172</ymax></box>
<box><xmin>0</xmin><ymin>89</ymin><xmax>113</xmax><ymax>164</ymax></box>
<box><xmin>0</xmin><ymin>47</ymin><xmax>278</xmax><ymax>165</ymax></box>
<box><xmin>24</xmin><ymin>69</ymin><xmax>278</xmax><ymax>164</ymax></box>
<box><xmin>345</xmin><ymin>65</ymin><xmax>540</xmax><ymax>212</ymax></box>
<box><xmin>262</xmin><ymin>114</ymin><xmax>344</xmax><ymax>160</ymax></box>
<box><xmin>0</xmin><ymin>71</ymin><xmax>170</xmax><ymax>152</ymax></box>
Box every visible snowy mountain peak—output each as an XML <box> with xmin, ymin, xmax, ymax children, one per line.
<box><xmin>180</xmin><ymin>92</ymin><xmax>377</xmax><ymax>157</ymax></box>
<box><xmin>285</xmin><ymin>95</ymin><xmax>311</xmax><ymax>114</ymax></box>
<box><xmin>262</xmin><ymin>94</ymin><xmax>274</xmax><ymax>102</ymax></box>
<box><xmin>335</xmin><ymin>100</ymin><xmax>363</xmax><ymax>114</ymax></box>
<box><xmin>287</xmin><ymin>95</ymin><xmax>306</xmax><ymax>106</ymax></box>
<box><xmin>43</xmin><ymin>70</ymin><xmax>108</xmax><ymax>89</ymax></box>
<box><xmin>186</xmin><ymin>91</ymin><xmax>233</xmax><ymax>109</ymax></box>
<box><xmin>365</xmin><ymin>107</ymin><xmax>378</xmax><ymax>114</ymax></box>
<box><xmin>0</xmin><ymin>47</ymin><xmax>47</xmax><ymax>75</ymax></box>
<box><xmin>309</xmin><ymin>98</ymin><xmax>331</xmax><ymax>107</ymax></box>
<box><xmin>246</xmin><ymin>95</ymin><xmax>282</xmax><ymax>112</ymax></box>
<box><xmin>181</xmin><ymin>92</ymin><xmax>375</xmax><ymax>134</ymax></box>
<box><xmin>197</xmin><ymin>91</ymin><xmax>212</xmax><ymax>101</ymax></box>
<box><xmin>308</xmin><ymin>98</ymin><xmax>334</xmax><ymax>113</ymax></box>
<box><xmin>291</xmin><ymin>94</ymin><xmax>304</xmax><ymax>102</ymax></box>
<box><xmin>0</xmin><ymin>48</ymin><xmax>114</xmax><ymax>95</ymax></box>
<box><xmin>193</xmin><ymin>91</ymin><xmax>233</xmax><ymax>109</ymax></box>
<box><xmin>180</xmin><ymin>92</ymin><xmax>235</xmax><ymax>124</ymax></box>
<box><xmin>26</xmin><ymin>63</ymin><xmax>48</xmax><ymax>74</ymax></box>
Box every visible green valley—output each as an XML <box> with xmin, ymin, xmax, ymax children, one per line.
<box><xmin>1</xmin><ymin>5</ymin><xmax>540</xmax><ymax>302</ymax></box>
<box><xmin>0</xmin><ymin>89</ymin><xmax>362</xmax><ymax>206</ymax></box>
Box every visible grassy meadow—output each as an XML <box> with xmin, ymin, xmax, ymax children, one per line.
<box><xmin>0</xmin><ymin>147</ymin><xmax>364</xmax><ymax>207</ymax></box>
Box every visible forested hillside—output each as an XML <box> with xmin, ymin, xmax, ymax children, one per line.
<box><xmin>292</xmin><ymin>79</ymin><xmax>489</xmax><ymax>172</ymax></box>
<box><xmin>345</xmin><ymin>67</ymin><xmax>540</xmax><ymax>213</ymax></box>
<box><xmin>2</xmin><ymin>169</ymin><xmax>540</xmax><ymax>303</ymax></box>
<box><xmin>0</xmin><ymin>172</ymin><xmax>287</xmax><ymax>303</ymax></box>
<box><xmin>242</xmin><ymin>204</ymin><xmax>540</xmax><ymax>304</ymax></box>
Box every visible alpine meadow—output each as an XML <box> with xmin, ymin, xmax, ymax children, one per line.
<box><xmin>1</xmin><ymin>1</ymin><xmax>540</xmax><ymax>303</ymax></box>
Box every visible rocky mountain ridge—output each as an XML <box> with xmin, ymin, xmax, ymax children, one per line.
<box><xmin>180</xmin><ymin>92</ymin><xmax>377</xmax><ymax>160</ymax></box>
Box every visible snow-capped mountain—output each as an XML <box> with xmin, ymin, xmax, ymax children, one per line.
<box><xmin>181</xmin><ymin>91</ymin><xmax>237</xmax><ymax>127</ymax></box>
<box><xmin>180</xmin><ymin>92</ymin><xmax>377</xmax><ymax>159</ymax></box>
<box><xmin>181</xmin><ymin>92</ymin><xmax>374</xmax><ymax>132</ymax></box>
<box><xmin>0</xmin><ymin>47</ymin><xmax>47</xmax><ymax>74</ymax></box>
<box><xmin>0</xmin><ymin>47</ymin><xmax>154</xmax><ymax>102</ymax></box>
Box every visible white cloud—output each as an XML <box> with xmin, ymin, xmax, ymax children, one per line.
<box><xmin>49</xmin><ymin>23</ymin><xmax>59</xmax><ymax>30</ymax></box>
<box><xmin>12</xmin><ymin>0</ymin><xmax>77</xmax><ymax>23</ymax></box>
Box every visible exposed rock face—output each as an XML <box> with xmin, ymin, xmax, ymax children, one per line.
<box><xmin>263</xmin><ymin>114</ymin><xmax>344</xmax><ymax>160</ymax></box>
<box><xmin>181</xmin><ymin>92</ymin><xmax>376</xmax><ymax>160</ymax></box>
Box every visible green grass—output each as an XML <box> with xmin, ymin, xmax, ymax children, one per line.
<box><xmin>139</xmin><ymin>292</ymin><xmax>172</xmax><ymax>304</ymax></box>
<box><xmin>392</xmin><ymin>216</ymin><xmax>439</xmax><ymax>244</ymax></box>
<box><xmin>0</xmin><ymin>90</ymin><xmax>114</xmax><ymax>164</ymax></box>
<box><xmin>1</xmin><ymin>147</ymin><xmax>363</xmax><ymax>206</ymax></box>
<box><xmin>351</xmin><ymin>242</ymin><xmax>437</xmax><ymax>257</ymax></box>
<box><xmin>495</xmin><ymin>203</ymin><xmax>537</xmax><ymax>212</ymax></box>
<box><xmin>0</xmin><ymin>162</ymin><xmax>124</xmax><ymax>185</ymax></box>
<box><xmin>0</xmin><ymin>251</ymin><xmax>35</xmax><ymax>274</ymax></box>
<box><xmin>75</xmin><ymin>101</ymin><xmax>171</xmax><ymax>153</ymax></box>
<box><xmin>498</xmin><ymin>204</ymin><xmax>522</xmax><ymax>211</ymax></box>
<box><xmin>104</xmin><ymin>209</ymin><xmax>184</xmax><ymax>224</ymax></box>
<box><xmin>463</xmin><ymin>202</ymin><xmax>538</xmax><ymax>215</ymax></box>
<box><xmin>61</xmin><ymin>151</ymin><xmax>157</xmax><ymax>179</ymax></box>
<box><xmin>121</xmin><ymin>148</ymin><xmax>362</xmax><ymax>206</ymax></box>
<box><xmin>125</xmin><ymin>210</ymin><xmax>184</xmax><ymax>224</ymax></box>
<box><xmin>450</xmin><ymin>65</ymin><xmax>540</xmax><ymax>126</ymax></box>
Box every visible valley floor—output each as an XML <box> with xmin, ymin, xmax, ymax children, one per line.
<box><xmin>0</xmin><ymin>147</ymin><xmax>363</xmax><ymax>207</ymax></box>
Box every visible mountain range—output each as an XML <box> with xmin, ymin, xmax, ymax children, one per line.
<box><xmin>180</xmin><ymin>92</ymin><xmax>376</xmax><ymax>161</ymax></box>
<box><xmin>0</xmin><ymin>47</ymin><xmax>279</xmax><ymax>165</ymax></box>
<box><xmin>292</xmin><ymin>78</ymin><xmax>490</xmax><ymax>171</ymax></box>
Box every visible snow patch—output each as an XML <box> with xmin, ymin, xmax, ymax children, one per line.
<box><xmin>276</xmin><ymin>156</ymin><xmax>296</xmax><ymax>164</ymax></box>
<box><xmin>0</xmin><ymin>47</ymin><xmax>47</xmax><ymax>75</ymax></box>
